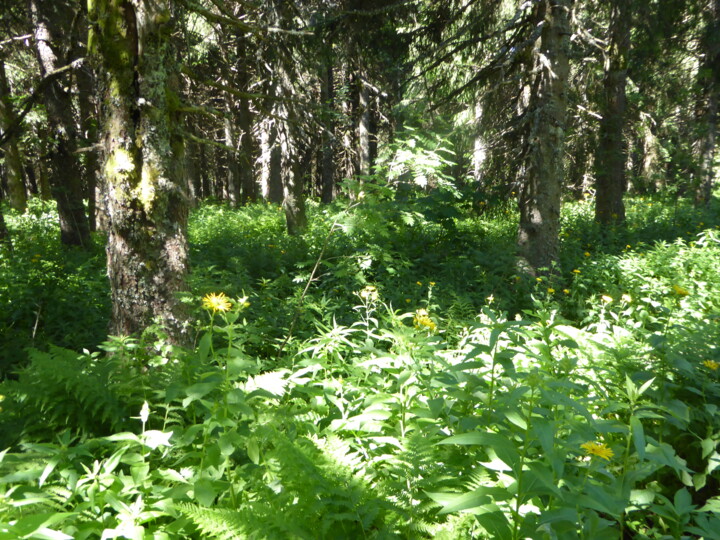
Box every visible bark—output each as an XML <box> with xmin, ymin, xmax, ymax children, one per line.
<box><xmin>91</xmin><ymin>0</ymin><xmax>189</xmax><ymax>340</ymax></box>
<box><xmin>0</xmin><ymin>57</ymin><xmax>27</xmax><ymax>212</ymax></box>
<box><xmin>693</xmin><ymin>0</ymin><xmax>720</xmax><ymax>205</ymax></box>
<box><xmin>30</xmin><ymin>0</ymin><xmax>91</xmax><ymax>247</ymax></box>
<box><xmin>75</xmin><ymin>62</ymin><xmax>100</xmax><ymax>231</ymax></box>
<box><xmin>283</xmin><ymin>137</ymin><xmax>308</xmax><ymax>236</ymax></box>
<box><xmin>236</xmin><ymin>36</ymin><xmax>257</xmax><ymax>204</ymax></box>
<box><xmin>259</xmin><ymin>117</ymin><xmax>284</xmax><ymax>203</ymax></box>
<box><xmin>357</xmin><ymin>76</ymin><xmax>372</xmax><ymax>177</ymax></box>
<box><xmin>320</xmin><ymin>62</ymin><xmax>336</xmax><ymax>203</ymax></box>
<box><xmin>594</xmin><ymin>0</ymin><xmax>630</xmax><ymax>224</ymax></box>
<box><xmin>472</xmin><ymin>103</ymin><xmax>487</xmax><ymax>184</ymax></box>
<box><xmin>517</xmin><ymin>0</ymin><xmax>571</xmax><ymax>272</ymax></box>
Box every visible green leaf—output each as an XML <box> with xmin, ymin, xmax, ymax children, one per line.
<box><xmin>9</xmin><ymin>512</ymin><xmax>72</xmax><ymax>538</ymax></box>
<box><xmin>472</xmin><ymin>504</ymin><xmax>512</xmax><ymax>538</ymax></box>
<box><xmin>630</xmin><ymin>416</ymin><xmax>646</xmax><ymax>460</ymax></box>
<box><xmin>198</xmin><ymin>332</ymin><xmax>212</xmax><ymax>363</ymax></box>
<box><xmin>673</xmin><ymin>487</ymin><xmax>694</xmax><ymax>516</ymax></box>
<box><xmin>439</xmin><ymin>432</ymin><xmax>519</xmax><ymax>470</ymax></box>
<box><xmin>193</xmin><ymin>478</ymin><xmax>217</xmax><ymax>507</ymax></box>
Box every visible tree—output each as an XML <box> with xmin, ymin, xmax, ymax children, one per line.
<box><xmin>29</xmin><ymin>0</ymin><xmax>91</xmax><ymax>247</ymax></box>
<box><xmin>693</xmin><ymin>0</ymin><xmax>719</xmax><ymax>204</ymax></box>
<box><xmin>517</xmin><ymin>0</ymin><xmax>572</xmax><ymax>271</ymax></box>
<box><xmin>89</xmin><ymin>0</ymin><xmax>189</xmax><ymax>339</ymax></box>
<box><xmin>0</xmin><ymin>55</ymin><xmax>27</xmax><ymax>212</ymax></box>
<box><xmin>594</xmin><ymin>0</ymin><xmax>630</xmax><ymax>225</ymax></box>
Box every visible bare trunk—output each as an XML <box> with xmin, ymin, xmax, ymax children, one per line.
<box><xmin>595</xmin><ymin>0</ymin><xmax>629</xmax><ymax>224</ymax></box>
<box><xmin>693</xmin><ymin>0</ymin><xmax>719</xmax><ymax>205</ymax></box>
<box><xmin>223</xmin><ymin>110</ymin><xmax>240</xmax><ymax>206</ymax></box>
<box><xmin>0</xmin><ymin>57</ymin><xmax>27</xmax><ymax>212</ymax></box>
<box><xmin>30</xmin><ymin>0</ymin><xmax>90</xmax><ymax>247</ymax></box>
<box><xmin>472</xmin><ymin>103</ymin><xmax>487</xmax><ymax>185</ymax></box>
<box><xmin>358</xmin><ymin>77</ymin><xmax>372</xmax><ymax>177</ymax></box>
<box><xmin>91</xmin><ymin>0</ymin><xmax>189</xmax><ymax>340</ymax></box>
<box><xmin>259</xmin><ymin>118</ymin><xmax>284</xmax><ymax>203</ymax></box>
<box><xmin>320</xmin><ymin>62</ymin><xmax>336</xmax><ymax>203</ymax></box>
<box><xmin>76</xmin><ymin>63</ymin><xmax>100</xmax><ymax>230</ymax></box>
<box><xmin>517</xmin><ymin>0</ymin><xmax>571</xmax><ymax>272</ymax></box>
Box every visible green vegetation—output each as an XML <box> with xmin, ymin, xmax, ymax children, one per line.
<box><xmin>1</xmin><ymin>187</ymin><xmax>719</xmax><ymax>538</ymax></box>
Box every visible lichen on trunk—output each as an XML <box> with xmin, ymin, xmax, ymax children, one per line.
<box><xmin>91</xmin><ymin>0</ymin><xmax>189</xmax><ymax>341</ymax></box>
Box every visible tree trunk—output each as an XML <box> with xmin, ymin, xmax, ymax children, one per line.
<box><xmin>595</xmin><ymin>0</ymin><xmax>630</xmax><ymax>224</ymax></box>
<box><xmin>472</xmin><ymin>103</ymin><xmax>487</xmax><ymax>185</ymax></box>
<box><xmin>357</xmin><ymin>75</ymin><xmax>372</xmax><ymax>177</ymax></box>
<box><xmin>517</xmin><ymin>0</ymin><xmax>571</xmax><ymax>272</ymax></box>
<box><xmin>223</xmin><ymin>110</ymin><xmax>241</xmax><ymax>206</ymax></box>
<box><xmin>259</xmin><ymin>117</ymin><xmax>284</xmax><ymax>203</ymax></box>
<box><xmin>30</xmin><ymin>0</ymin><xmax>91</xmax><ymax>247</ymax></box>
<box><xmin>320</xmin><ymin>62</ymin><xmax>336</xmax><ymax>203</ymax></box>
<box><xmin>90</xmin><ymin>0</ymin><xmax>189</xmax><ymax>340</ymax></box>
<box><xmin>693</xmin><ymin>0</ymin><xmax>719</xmax><ymax>205</ymax></box>
<box><xmin>283</xmin><ymin>138</ymin><xmax>308</xmax><ymax>236</ymax></box>
<box><xmin>0</xmin><ymin>57</ymin><xmax>27</xmax><ymax>212</ymax></box>
<box><xmin>75</xmin><ymin>63</ymin><xmax>100</xmax><ymax>230</ymax></box>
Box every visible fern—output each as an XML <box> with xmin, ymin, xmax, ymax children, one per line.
<box><xmin>0</xmin><ymin>346</ymin><xmax>146</xmax><ymax>443</ymax></box>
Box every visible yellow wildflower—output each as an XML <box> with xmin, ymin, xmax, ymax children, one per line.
<box><xmin>202</xmin><ymin>292</ymin><xmax>232</xmax><ymax>312</ymax></box>
<box><xmin>581</xmin><ymin>441</ymin><xmax>614</xmax><ymax>461</ymax></box>
<box><xmin>563</xmin><ymin>289</ymin><xmax>570</xmax><ymax>295</ymax></box>
<box><xmin>430</xmin><ymin>281</ymin><xmax>436</xmax><ymax>286</ymax></box>
<box><xmin>547</xmin><ymin>288</ymin><xmax>555</xmax><ymax>294</ymax></box>
<box><xmin>359</xmin><ymin>285</ymin><xmax>378</xmax><ymax>301</ymax></box>
<box><xmin>672</xmin><ymin>285</ymin><xmax>690</xmax><ymax>297</ymax></box>
<box><xmin>572</xmin><ymin>269</ymin><xmax>581</xmax><ymax>274</ymax></box>
<box><xmin>416</xmin><ymin>281</ymin><xmax>423</xmax><ymax>286</ymax></box>
<box><xmin>703</xmin><ymin>360</ymin><xmax>719</xmax><ymax>371</ymax></box>
<box><xmin>584</xmin><ymin>251</ymin><xmax>591</xmax><ymax>257</ymax></box>
<box><xmin>413</xmin><ymin>309</ymin><xmax>437</xmax><ymax>332</ymax></box>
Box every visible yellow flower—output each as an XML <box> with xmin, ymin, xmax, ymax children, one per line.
<box><xmin>430</xmin><ymin>281</ymin><xmax>436</xmax><ymax>286</ymax></box>
<box><xmin>672</xmin><ymin>285</ymin><xmax>690</xmax><ymax>297</ymax></box>
<box><xmin>572</xmin><ymin>269</ymin><xmax>581</xmax><ymax>274</ymax></box>
<box><xmin>563</xmin><ymin>289</ymin><xmax>570</xmax><ymax>295</ymax></box>
<box><xmin>202</xmin><ymin>292</ymin><xmax>232</xmax><ymax>312</ymax></box>
<box><xmin>581</xmin><ymin>441</ymin><xmax>614</xmax><ymax>461</ymax></box>
<box><xmin>413</xmin><ymin>309</ymin><xmax>437</xmax><ymax>332</ymax></box>
<box><xmin>358</xmin><ymin>285</ymin><xmax>378</xmax><ymax>301</ymax></box>
<box><xmin>601</xmin><ymin>295</ymin><xmax>613</xmax><ymax>304</ymax></box>
<box><xmin>405</xmin><ymin>298</ymin><xmax>411</xmax><ymax>303</ymax></box>
<box><xmin>703</xmin><ymin>360</ymin><xmax>719</xmax><ymax>371</ymax></box>
<box><xmin>547</xmin><ymin>288</ymin><xmax>555</xmax><ymax>294</ymax></box>
<box><xmin>416</xmin><ymin>281</ymin><xmax>423</xmax><ymax>286</ymax></box>
<box><xmin>536</xmin><ymin>277</ymin><xmax>544</xmax><ymax>282</ymax></box>
<box><xmin>584</xmin><ymin>251</ymin><xmax>591</xmax><ymax>257</ymax></box>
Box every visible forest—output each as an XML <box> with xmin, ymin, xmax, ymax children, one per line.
<box><xmin>0</xmin><ymin>0</ymin><xmax>719</xmax><ymax>538</ymax></box>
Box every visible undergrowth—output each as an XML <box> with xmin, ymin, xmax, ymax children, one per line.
<box><xmin>1</xmin><ymin>189</ymin><xmax>720</xmax><ymax>538</ymax></box>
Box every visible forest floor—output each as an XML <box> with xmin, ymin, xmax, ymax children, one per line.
<box><xmin>1</xmin><ymin>190</ymin><xmax>720</xmax><ymax>538</ymax></box>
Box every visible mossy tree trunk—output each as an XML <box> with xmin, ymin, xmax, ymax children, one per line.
<box><xmin>30</xmin><ymin>0</ymin><xmax>91</xmax><ymax>247</ymax></box>
<box><xmin>517</xmin><ymin>0</ymin><xmax>571</xmax><ymax>272</ymax></box>
<box><xmin>594</xmin><ymin>0</ymin><xmax>630</xmax><ymax>224</ymax></box>
<box><xmin>89</xmin><ymin>0</ymin><xmax>189</xmax><ymax>340</ymax></box>
<box><xmin>0</xmin><ymin>56</ymin><xmax>27</xmax><ymax>212</ymax></box>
